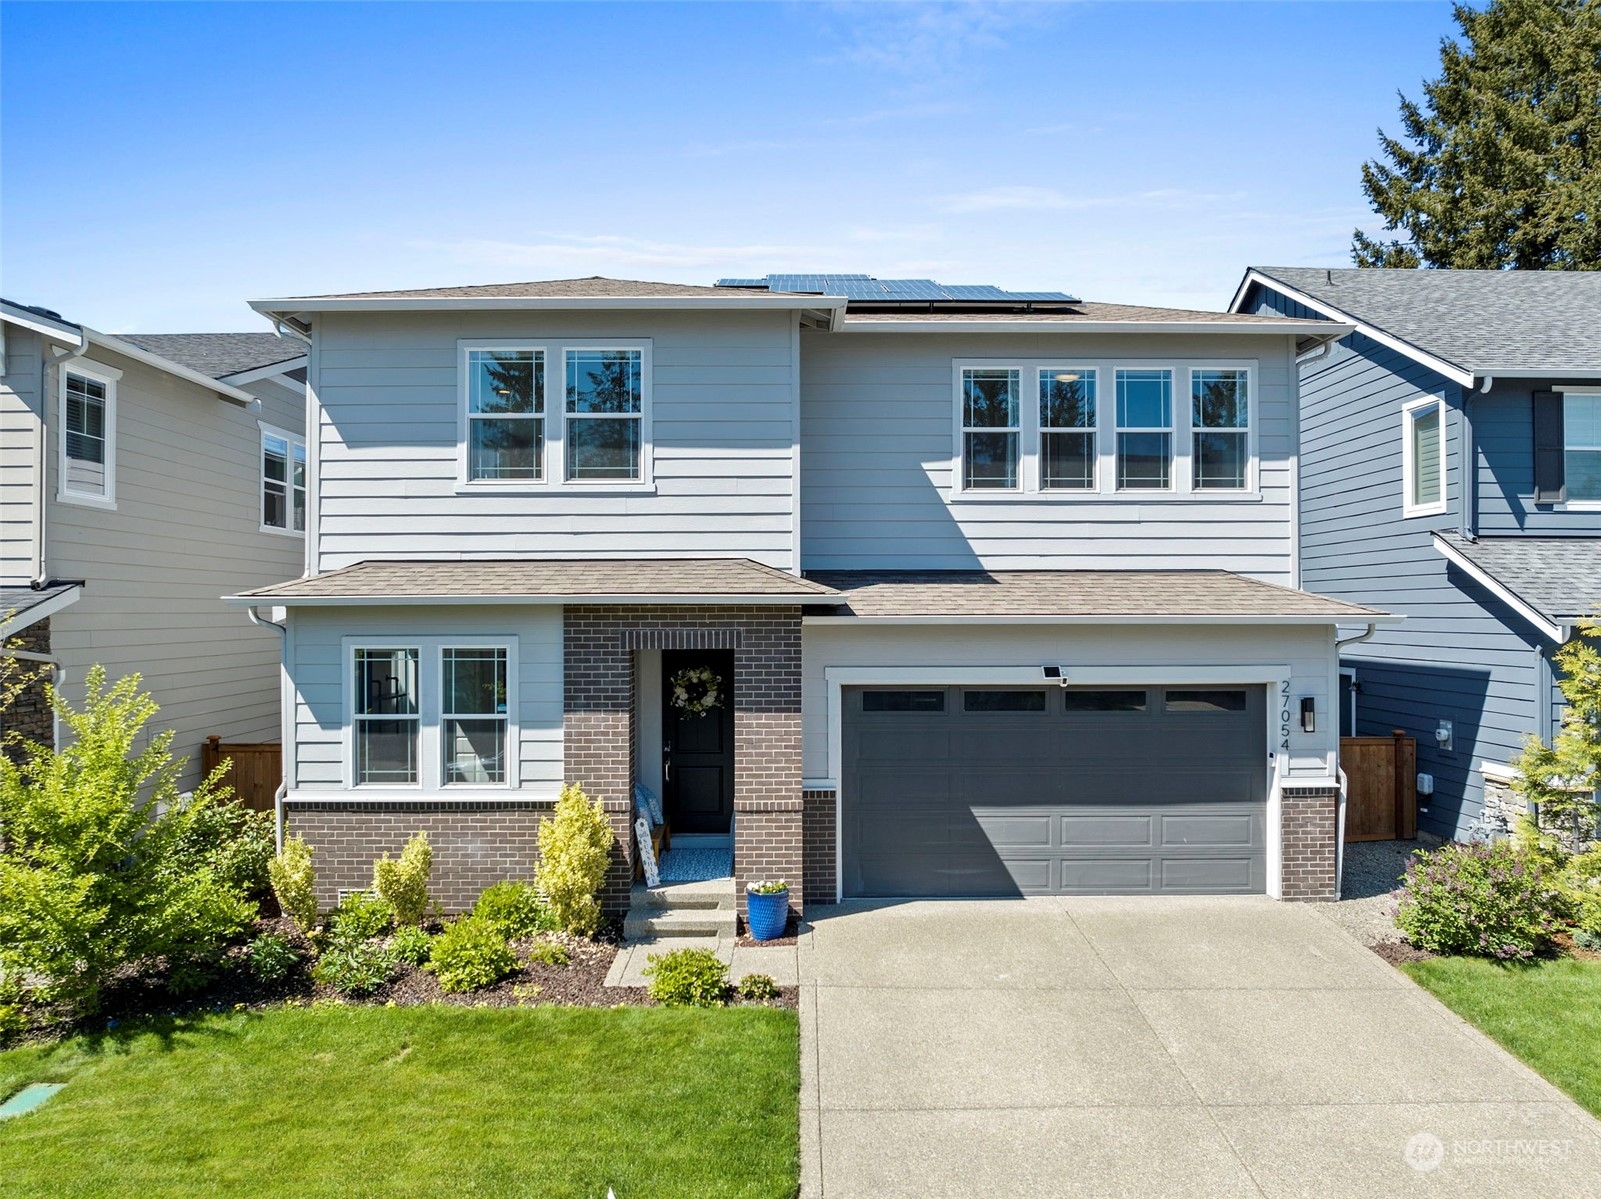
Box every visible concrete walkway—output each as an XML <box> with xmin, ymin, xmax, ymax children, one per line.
<box><xmin>797</xmin><ymin>897</ymin><xmax>1601</xmax><ymax>1199</ymax></box>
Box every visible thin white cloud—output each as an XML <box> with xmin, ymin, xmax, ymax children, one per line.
<box><xmin>934</xmin><ymin>186</ymin><xmax>1073</xmax><ymax>213</ymax></box>
<box><xmin>822</xmin><ymin>2</ymin><xmax>1024</xmax><ymax>77</ymax></box>
<box><xmin>933</xmin><ymin>186</ymin><xmax>1253</xmax><ymax>215</ymax></box>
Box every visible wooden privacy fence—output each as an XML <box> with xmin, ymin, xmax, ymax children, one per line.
<box><xmin>201</xmin><ymin>736</ymin><xmax>282</xmax><ymax>812</ymax></box>
<box><xmin>1340</xmin><ymin>730</ymin><xmax>1417</xmax><ymax>842</ymax></box>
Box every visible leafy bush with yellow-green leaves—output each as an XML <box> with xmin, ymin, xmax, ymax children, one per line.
<box><xmin>428</xmin><ymin>916</ymin><xmax>516</xmax><ymax>993</ymax></box>
<box><xmin>269</xmin><ymin>836</ymin><xmax>319</xmax><ymax>934</ymax></box>
<box><xmin>534</xmin><ymin>784</ymin><xmax>614</xmax><ymax>936</ymax></box>
<box><xmin>374</xmin><ymin>831</ymin><xmax>432</xmax><ymax>926</ymax></box>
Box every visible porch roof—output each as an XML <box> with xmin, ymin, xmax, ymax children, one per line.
<box><xmin>802</xmin><ymin>569</ymin><xmax>1394</xmax><ymax>625</ymax></box>
<box><xmin>227</xmin><ymin>558</ymin><xmax>840</xmax><ymax>606</ymax></box>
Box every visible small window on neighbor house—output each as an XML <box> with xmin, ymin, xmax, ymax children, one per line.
<box><xmin>1403</xmin><ymin>398</ymin><xmax>1445</xmax><ymax>515</ymax></box>
<box><xmin>1192</xmin><ymin>370</ymin><xmax>1249</xmax><ymax>490</ymax></box>
<box><xmin>442</xmin><ymin>647</ymin><xmax>509</xmax><ymax>786</ymax></box>
<box><xmin>62</xmin><ymin>368</ymin><xmax>113</xmax><ymax>501</ymax></box>
<box><xmin>1040</xmin><ymin>368</ymin><xmax>1096</xmax><ymax>490</ymax></box>
<box><xmin>467</xmin><ymin>349</ymin><xmax>544</xmax><ymax>481</ymax></box>
<box><xmin>262</xmin><ymin>428</ymin><xmax>307</xmax><ymax>532</ymax></box>
<box><xmin>1564</xmin><ymin>394</ymin><xmax>1601</xmax><ymax>503</ymax></box>
<box><xmin>961</xmin><ymin>368</ymin><xmax>1020</xmax><ymax>489</ymax></box>
<box><xmin>1165</xmin><ymin>689</ymin><xmax>1247</xmax><ymax>713</ymax></box>
<box><xmin>353</xmin><ymin>648</ymin><xmax>420</xmax><ymax>785</ymax></box>
<box><xmin>861</xmin><ymin>690</ymin><xmax>946</xmax><ymax>713</ymax></box>
<box><xmin>1062</xmin><ymin>689</ymin><xmax>1148</xmax><ymax>712</ymax></box>
<box><xmin>565</xmin><ymin>349</ymin><xmax>643</xmax><ymax>480</ymax></box>
<box><xmin>963</xmin><ymin>689</ymin><xmax>1047</xmax><ymax>712</ymax></box>
<box><xmin>1115</xmin><ymin>369</ymin><xmax>1172</xmax><ymax>489</ymax></box>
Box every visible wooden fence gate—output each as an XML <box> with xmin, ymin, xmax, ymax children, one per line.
<box><xmin>1339</xmin><ymin>730</ymin><xmax>1417</xmax><ymax>842</ymax></box>
<box><xmin>201</xmin><ymin>736</ymin><xmax>282</xmax><ymax>813</ymax></box>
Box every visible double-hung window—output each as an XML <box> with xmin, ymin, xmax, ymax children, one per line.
<box><xmin>1563</xmin><ymin>392</ymin><xmax>1601</xmax><ymax>504</ymax></box>
<box><xmin>1402</xmin><ymin>396</ymin><xmax>1446</xmax><ymax>516</ymax></box>
<box><xmin>961</xmin><ymin>368</ymin><xmax>1020</xmax><ymax>489</ymax></box>
<box><xmin>565</xmin><ymin>348</ymin><xmax>644</xmax><ymax>481</ymax></box>
<box><xmin>442</xmin><ymin>647</ymin><xmax>508</xmax><ymax>785</ymax></box>
<box><xmin>1191</xmin><ymin>370</ymin><xmax>1249</xmax><ymax>490</ymax></box>
<box><xmin>261</xmin><ymin>425</ymin><xmax>307</xmax><ymax>532</ymax></box>
<box><xmin>1115</xmin><ymin>369</ymin><xmax>1173</xmax><ymax>490</ymax></box>
<box><xmin>1040</xmin><ymin>368</ymin><xmax>1096</xmax><ymax>490</ymax></box>
<box><xmin>466</xmin><ymin>349</ymin><xmax>544</xmax><ymax>481</ymax></box>
<box><xmin>353</xmin><ymin>648</ymin><xmax>420</xmax><ymax>786</ymax></box>
<box><xmin>59</xmin><ymin>363</ymin><xmax>118</xmax><ymax>505</ymax></box>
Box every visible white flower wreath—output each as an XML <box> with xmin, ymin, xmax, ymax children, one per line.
<box><xmin>670</xmin><ymin>665</ymin><xmax>723</xmax><ymax>715</ymax></box>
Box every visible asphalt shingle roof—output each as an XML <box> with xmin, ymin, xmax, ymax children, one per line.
<box><xmin>286</xmin><ymin>277</ymin><xmax>801</xmax><ymax>301</ymax></box>
<box><xmin>0</xmin><ymin>583</ymin><xmax>80</xmax><ymax>629</ymax></box>
<box><xmin>118</xmin><ymin>332</ymin><xmax>305</xmax><ymax>381</ymax></box>
<box><xmin>1248</xmin><ymin>267</ymin><xmax>1601</xmax><ymax>375</ymax></box>
<box><xmin>1436</xmin><ymin>534</ymin><xmax>1601</xmax><ymax>623</ymax></box>
<box><xmin>235</xmin><ymin>558</ymin><xmax>840</xmax><ymax>602</ymax></box>
<box><xmin>804</xmin><ymin>570</ymin><xmax>1386</xmax><ymax>620</ymax></box>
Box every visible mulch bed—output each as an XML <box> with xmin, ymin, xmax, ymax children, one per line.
<box><xmin>1371</xmin><ymin>940</ymin><xmax>1436</xmax><ymax>965</ymax></box>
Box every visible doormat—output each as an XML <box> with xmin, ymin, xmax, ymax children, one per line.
<box><xmin>658</xmin><ymin>848</ymin><xmax>733</xmax><ymax>883</ymax></box>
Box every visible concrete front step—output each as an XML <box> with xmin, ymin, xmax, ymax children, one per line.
<box><xmin>632</xmin><ymin>878</ymin><xmax>737</xmax><ymax>912</ymax></box>
<box><xmin>622</xmin><ymin>907</ymin><xmax>738</xmax><ymax>939</ymax></box>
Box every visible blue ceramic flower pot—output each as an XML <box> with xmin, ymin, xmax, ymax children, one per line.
<box><xmin>746</xmin><ymin>888</ymin><xmax>789</xmax><ymax>941</ymax></box>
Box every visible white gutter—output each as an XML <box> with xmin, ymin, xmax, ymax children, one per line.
<box><xmin>225</xmin><ymin>591</ymin><xmax>836</xmax><ymax>608</ymax></box>
<box><xmin>250</xmin><ymin>294</ymin><xmax>850</xmax><ymax>316</ymax></box>
<box><xmin>86</xmin><ymin>329</ymin><xmax>259</xmax><ymax>408</ymax></box>
<box><xmin>1336</xmin><ymin>622</ymin><xmax>1379</xmax><ymax>652</ymax></box>
<box><xmin>1335</xmin><ymin>768</ymin><xmax>1349</xmax><ymax>901</ymax></box>
<box><xmin>1431</xmin><ymin>533</ymin><xmax>1565</xmax><ymax>643</ymax></box>
<box><xmin>246</xmin><ymin>604</ymin><xmax>290</xmax><ymax>852</ymax></box>
<box><xmin>803</xmin><ymin>613</ymin><xmax>1399</xmax><ymax>627</ymax></box>
<box><xmin>837</xmin><ymin>318</ymin><xmax>1355</xmax><ymax>337</ymax></box>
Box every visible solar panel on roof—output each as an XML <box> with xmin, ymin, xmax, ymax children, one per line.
<box><xmin>714</xmin><ymin>273</ymin><xmax>1078</xmax><ymax>303</ymax></box>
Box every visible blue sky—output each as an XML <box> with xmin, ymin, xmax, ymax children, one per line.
<box><xmin>2</xmin><ymin>1</ymin><xmax>1454</xmax><ymax>332</ymax></box>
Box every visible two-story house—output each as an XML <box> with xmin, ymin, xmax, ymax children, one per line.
<box><xmin>2</xmin><ymin>298</ymin><xmax>307</xmax><ymax>784</ymax></box>
<box><xmin>1232</xmin><ymin>268</ymin><xmax>1601</xmax><ymax>841</ymax></box>
<box><xmin>232</xmin><ymin>274</ymin><xmax>1389</xmax><ymax>917</ymax></box>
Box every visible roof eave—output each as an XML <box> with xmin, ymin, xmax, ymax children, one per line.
<box><xmin>0</xmin><ymin>301</ymin><xmax>84</xmax><ymax>345</ymax></box>
<box><xmin>86</xmin><ymin>330</ymin><xmax>259</xmax><ymax>407</ymax></box>
<box><xmin>836</xmin><ymin>317</ymin><xmax>1355</xmax><ymax>336</ymax></box>
<box><xmin>226</xmin><ymin>591</ymin><xmax>832</xmax><ymax>607</ymax></box>
<box><xmin>248</xmin><ymin>293</ymin><xmax>850</xmax><ymax>324</ymax></box>
<box><xmin>802</xmin><ymin>612</ymin><xmax>1399</xmax><ymax>626</ymax></box>
<box><xmin>1431</xmin><ymin>533</ymin><xmax>1565</xmax><ymax>643</ymax></box>
<box><xmin>218</xmin><ymin>356</ymin><xmax>310</xmax><ymax>387</ymax></box>
<box><xmin>0</xmin><ymin>584</ymin><xmax>84</xmax><ymax>635</ymax></box>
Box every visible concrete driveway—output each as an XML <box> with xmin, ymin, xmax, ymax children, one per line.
<box><xmin>797</xmin><ymin>897</ymin><xmax>1601</xmax><ymax>1198</ymax></box>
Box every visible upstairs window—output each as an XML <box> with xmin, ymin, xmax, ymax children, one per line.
<box><xmin>261</xmin><ymin>425</ymin><xmax>307</xmax><ymax>533</ymax></box>
<box><xmin>1402</xmin><ymin>396</ymin><xmax>1446</xmax><ymax>516</ymax></box>
<box><xmin>1040</xmin><ymin>368</ymin><xmax>1096</xmax><ymax>490</ymax></box>
<box><xmin>1564</xmin><ymin>392</ymin><xmax>1601</xmax><ymax>503</ymax></box>
<box><xmin>961</xmin><ymin>368</ymin><xmax>1020</xmax><ymax>489</ymax></box>
<box><xmin>1192</xmin><ymin>370</ymin><xmax>1249</xmax><ymax>490</ymax></box>
<box><xmin>1115</xmin><ymin>369</ymin><xmax>1172</xmax><ymax>490</ymax></box>
<box><xmin>60</xmin><ymin>364</ymin><xmax>117</xmax><ymax>504</ymax></box>
<box><xmin>467</xmin><ymin>349</ymin><xmax>544</xmax><ymax>481</ymax></box>
<box><xmin>566</xmin><ymin>348</ymin><xmax>643</xmax><ymax>480</ymax></box>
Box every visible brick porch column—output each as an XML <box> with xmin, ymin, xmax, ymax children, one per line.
<box><xmin>1280</xmin><ymin>783</ymin><xmax>1341</xmax><ymax>900</ymax></box>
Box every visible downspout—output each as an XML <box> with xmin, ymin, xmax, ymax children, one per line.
<box><xmin>248</xmin><ymin>604</ymin><xmax>290</xmax><ymax>852</ymax></box>
<box><xmin>4</xmin><ymin>648</ymin><xmax>63</xmax><ymax>752</ymax></box>
<box><xmin>1330</xmin><ymin>623</ymin><xmax>1378</xmax><ymax>900</ymax></box>
<box><xmin>1460</xmin><ymin>383</ymin><xmax>1479</xmax><ymax>540</ymax></box>
<box><xmin>32</xmin><ymin>332</ymin><xmax>90</xmax><ymax>589</ymax></box>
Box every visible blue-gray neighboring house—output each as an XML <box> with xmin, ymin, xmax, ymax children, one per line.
<box><xmin>1230</xmin><ymin>267</ymin><xmax>1601</xmax><ymax>842</ymax></box>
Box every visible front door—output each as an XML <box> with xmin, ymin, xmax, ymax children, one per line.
<box><xmin>661</xmin><ymin>649</ymin><xmax>735</xmax><ymax>835</ymax></box>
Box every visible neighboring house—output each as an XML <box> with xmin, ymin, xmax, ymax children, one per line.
<box><xmin>1231</xmin><ymin>268</ymin><xmax>1601</xmax><ymax>841</ymax></box>
<box><xmin>232</xmin><ymin>273</ymin><xmax>1389</xmax><ymax>916</ymax></box>
<box><xmin>1</xmin><ymin>299</ymin><xmax>308</xmax><ymax>787</ymax></box>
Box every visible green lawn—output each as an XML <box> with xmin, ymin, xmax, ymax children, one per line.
<box><xmin>0</xmin><ymin>1004</ymin><xmax>798</xmax><ymax>1199</ymax></box>
<box><xmin>1403</xmin><ymin>956</ymin><xmax>1601</xmax><ymax>1117</ymax></box>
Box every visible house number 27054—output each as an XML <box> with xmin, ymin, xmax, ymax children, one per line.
<box><xmin>1279</xmin><ymin>680</ymin><xmax>1292</xmax><ymax>752</ymax></box>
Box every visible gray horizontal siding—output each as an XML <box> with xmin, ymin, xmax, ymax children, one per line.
<box><xmin>798</xmin><ymin>331</ymin><xmax>1300</xmax><ymax>581</ymax></box>
<box><xmin>1</xmin><ymin>327</ymin><xmax>44</xmax><ymax>585</ymax></box>
<box><xmin>312</xmin><ymin>310</ymin><xmax>799</xmax><ymax>572</ymax></box>
<box><xmin>1474</xmin><ymin>378</ymin><xmax>1601</xmax><ymax>535</ymax></box>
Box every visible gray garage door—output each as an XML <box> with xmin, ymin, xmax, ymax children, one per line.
<box><xmin>842</xmin><ymin>685</ymin><xmax>1267</xmax><ymax>897</ymax></box>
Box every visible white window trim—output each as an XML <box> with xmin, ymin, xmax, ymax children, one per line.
<box><xmin>258</xmin><ymin>420</ymin><xmax>307</xmax><ymax>537</ymax></box>
<box><xmin>1555</xmin><ymin>385</ymin><xmax>1601</xmax><ymax>511</ymax></box>
<box><xmin>952</xmin><ymin>358</ymin><xmax>1257</xmax><ymax>499</ymax></box>
<box><xmin>1115</xmin><ymin>367</ymin><xmax>1177</xmax><ymax>493</ymax></box>
<box><xmin>342</xmin><ymin>636</ymin><xmax>521</xmax><ymax>792</ymax></box>
<box><xmin>57</xmin><ymin>359</ymin><xmax>121</xmax><ymax>509</ymax></box>
<box><xmin>957</xmin><ymin>366</ymin><xmax>1022</xmax><ymax>492</ymax></box>
<box><xmin>1037</xmin><ymin>365</ymin><xmax>1099</xmax><ymax>493</ymax></box>
<box><xmin>1188</xmin><ymin>367</ymin><xmax>1258</xmax><ymax>493</ymax></box>
<box><xmin>456</xmin><ymin>338</ymin><xmax>654</xmax><ymax>492</ymax></box>
<box><xmin>1401</xmin><ymin>395</ymin><xmax>1448</xmax><ymax>518</ymax></box>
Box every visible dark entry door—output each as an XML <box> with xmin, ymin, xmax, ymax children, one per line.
<box><xmin>661</xmin><ymin>649</ymin><xmax>735</xmax><ymax>835</ymax></box>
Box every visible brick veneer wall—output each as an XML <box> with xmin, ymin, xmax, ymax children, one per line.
<box><xmin>1280</xmin><ymin>785</ymin><xmax>1340</xmax><ymax>900</ymax></box>
<box><xmin>3</xmin><ymin>618</ymin><xmax>54</xmax><ymax>763</ymax></box>
<box><xmin>285</xmin><ymin>800</ymin><xmax>551</xmax><ymax>914</ymax></box>
<box><xmin>564</xmin><ymin>604</ymin><xmax>804</xmax><ymax>916</ymax></box>
<box><xmin>802</xmin><ymin>789</ymin><xmax>837</xmax><ymax>906</ymax></box>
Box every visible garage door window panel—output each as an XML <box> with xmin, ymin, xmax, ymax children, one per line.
<box><xmin>1061</xmin><ymin>689</ymin><xmax>1148</xmax><ymax>712</ymax></box>
<box><xmin>963</xmin><ymin>689</ymin><xmax>1047</xmax><ymax>712</ymax></box>
<box><xmin>1165</xmin><ymin>689</ymin><xmax>1248</xmax><ymax>712</ymax></box>
<box><xmin>861</xmin><ymin>690</ymin><xmax>946</xmax><ymax>713</ymax></box>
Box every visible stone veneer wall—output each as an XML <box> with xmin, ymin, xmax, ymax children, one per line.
<box><xmin>1279</xmin><ymin>784</ymin><xmax>1341</xmax><ymax>900</ymax></box>
<box><xmin>564</xmin><ymin>605</ymin><xmax>804</xmax><ymax>918</ymax></box>
<box><xmin>3</xmin><ymin>618</ymin><xmax>55</xmax><ymax>764</ymax></box>
<box><xmin>802</xmin><ymin>789</ymin><xmax>838</xmax><ymax>906</ymax></box>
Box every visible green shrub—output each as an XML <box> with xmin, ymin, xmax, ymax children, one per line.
<box><xmin>373</xmin><ymin>831</ymin><xmax>432</xmax><ymax>926</ymax></box>
<box><xmin>269</xmin><ymin>836</ymin><xmax>319</xmax><ymax>934</ymax></box>
<box><xmin>0</xmin><ymin>1002</ymin><xmax>24</xmax><ymax>1043</ymax></box>
<box><xmin>535</xmin><ymin>784</ymin><xmax>615</xmax><ymax>936</ymax></box>
<box><xmin>171</xmin><ymin>803</ymin><xmax>275</xmax><ymax>902</ymax></box>
<box><xmin>1396</xmin><ymin>840</ymin><xmax>1570</xmax><ymax>960</ymax></box>
<box><xmin>0</xmin><ymin>667</ymin><xmax>257</xmax><ymax>1016</ymax></box>
<box><xmin>312</xmin><ymin>940</ymin><xmax>396</xmax><ymax>997</ymax></box>
<box><xmin>526</xmin><ymin>939</ymin><xmax>570</xmax><ymax>967</ymax></box>
<box><xmin>389</xmin><ymin>925</ymin><xmax>432</xmax><ymax>967</ymax></box>
<box><xmin>428</xmin><ymin>917</ymin><xmax>516</xmax><ymax>993</ymax></box>
<box><xmin>1576</xmin><ymin>927</ymin><xmax>1601</xmax><ymax>952</ymax></box>
<box><xmin>644</xmin><ymin>947</ymin><xmax>728</xmax><ymax>1007</ymax></box>
<box><xmin>473</xmin><ymin>880</ymin><xmax>552</xmax><ymax>939</ymax></box>
<box><xmin>247</xmin><ymin>933</ymin><xmax>299</xmax><ymax>983</ymax></box>
<box><xmin>1560</xmin><ymin>847</ymin><xmax>1601</xmax><ymax>939</ymax></box>
<box><xmin>736</xmin><ymin>973</ymin><xmax>779</xmax><ymax>1001</ymax></box>
<box><xmin>327</xmin><ymin>890</ymin><xmax>393</xmax><ymax>945</ymax></box>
